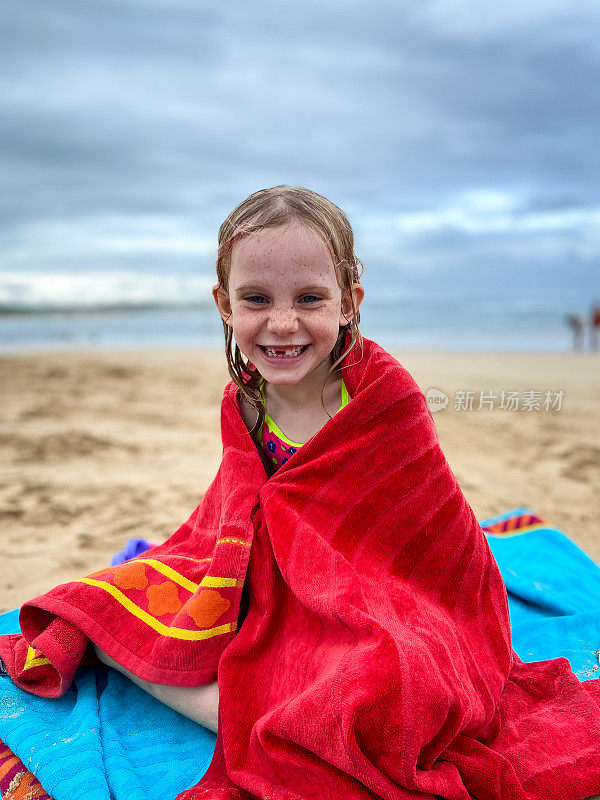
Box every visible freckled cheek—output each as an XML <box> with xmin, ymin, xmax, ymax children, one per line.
<box><xmin>227</xmin><ymin>311</ymin><xmax>256</xmax><ymax>343</ymax></box>
<box><xmin>305</xmin><ymin>308</ymin><xmax>340</xmax><ymax>334</ymax></box>
<box><xmin>311</xmin><ymin>318</ymin><xmax>335</xmax><ymax>335</ymax></box>
<box><xmin>308</xmin><ymin>315</ymin><xmax>343</xmax><ymax>345</ymax></box>
<box><xmin>231</xmin><ymin>308</ymin><xmax>260</xmax><ymax>326</ymax></box>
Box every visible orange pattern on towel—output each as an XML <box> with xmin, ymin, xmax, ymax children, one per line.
<box><xmin>186</xmin><ymin>590</ymin><xmax>230</xmax><ymax>628</ymax></box>
<box><xmin>146</xmin><ymin>582</ymin><xmax>182</xmax><ymax>616</ymax></box>
<box><xmin>113</xmin><ymin>562</ymin><xmax>148</xmax><ymax>591</ymax></box>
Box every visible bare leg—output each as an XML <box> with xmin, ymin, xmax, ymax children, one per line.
<box><xmin>93</xmin><ymin>644</ymin><xmax>219</xmax><ymax>733</ymax></box>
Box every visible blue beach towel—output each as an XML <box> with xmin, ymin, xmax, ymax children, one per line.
<box><xmin>1</xmin><ymin>510</ymin><xmax>599</xmax><ymax>799</ymax></box>
<box><xmin>0</xmin><ymin>610</ymin><xmax>216</xmax><ymax>800</ymax></box>
<box><xmin>483</xmin><ymin>508</ymin><xmax>600</xmax><ymax>681</ymax></box>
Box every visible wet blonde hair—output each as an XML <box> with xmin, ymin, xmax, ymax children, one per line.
<box><xmin>215</xmin><ymin>185</ymin><xmax>364</xmax><ymax>442</ymax></box>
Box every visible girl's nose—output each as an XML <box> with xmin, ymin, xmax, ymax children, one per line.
<box><xmin>267</xmin><ymin>306</ymin><xmax>298</xmax><ymax>335</ymax></box>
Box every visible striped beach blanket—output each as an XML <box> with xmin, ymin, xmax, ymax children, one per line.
<box><xmin>0</xmin><ymin>741</ymin><xmax>51</xmax><ymax>800</ymax></box>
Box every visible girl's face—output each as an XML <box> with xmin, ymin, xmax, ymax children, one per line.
<box><xmin>214</xmin><ymin>222</ymin><xmax>363</xmax><ymax>389</ymax></box>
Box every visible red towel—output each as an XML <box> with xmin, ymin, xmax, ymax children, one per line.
<box><xmin>1</xmin><ymin>334</ymin><xmax>599</xmax><ymax>799</ymax></box>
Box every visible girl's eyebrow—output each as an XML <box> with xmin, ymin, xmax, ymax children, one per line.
<box><xmin>234</xmin><ymin>285</ymin><xmax>267</xmax><ymax>295</ymax></box>
<box><xmin>234</xmin><ymin>284</ymin><xmax>332</xmax><ymax>296</ymax></box>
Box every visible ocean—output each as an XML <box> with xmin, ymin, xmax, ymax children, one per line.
<box><xmin>0</xmin><ymin>268</ymin><xmax>595</xmax><ymax>352</ymax></box>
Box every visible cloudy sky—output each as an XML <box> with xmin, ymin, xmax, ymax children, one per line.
<box><xmin>2</xmin><ymin>0</ymin><xmax>599</xmax><ymax>304</ymax></box>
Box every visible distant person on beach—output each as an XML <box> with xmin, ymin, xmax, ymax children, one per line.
<box><xmin>591</xmin><ymin>304</ymin><xmax>600</xmax><ymax>352</ymax></box>
<box><xmin>566</xmin><ymin>313</ymin><xmax>585</xmax><ymax>351</ymax></box>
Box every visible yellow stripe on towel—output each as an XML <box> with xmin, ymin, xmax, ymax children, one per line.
<box><xmin>78</xmin><ymin>578</ymin><xmax>237</xmax><ymax>640</ymax></box>
<box><xmin>200</xmin><ymin>575</ymin><xmax>239</xmax><ymax>588</ymax></box>
<box><xmin>132</xmin><ymin>559</ymin><xmax>240</xmax><ymax>589</ymax></box>
<box><xmin>22</xmin><ymin>646</ymin><xmax>52</xmax><ymax>672</ymax></box>
<box><xmin>132</xmin><ymin>559</ymin><xmax>200</xmax><ymax>592</ymax></box>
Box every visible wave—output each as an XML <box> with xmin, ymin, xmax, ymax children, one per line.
<box><xmin>0</xmin><ymin>270</ymin><xmax>215</xmax><ymax>314</ymax></box>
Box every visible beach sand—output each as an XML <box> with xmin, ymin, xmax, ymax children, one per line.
<box><xmin>1</xmin><ymin>347</ymin><xmax>599</xmax><ymax>613</ymax></box>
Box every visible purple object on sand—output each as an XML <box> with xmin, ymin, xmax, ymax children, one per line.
<box><xmin>110</xmin><ymin>538</ymin><xmax>156</xmax><ymax>566</ymax></box>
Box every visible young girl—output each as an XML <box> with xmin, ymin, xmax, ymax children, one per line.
<box><xmin>213</xmin><ymin>185</ymin><xmax>365</xmax><ymax>475</ymax></box>
<box><xmin>94</xmin><ymin>184</ymin><xmax>366</xmax><ymax>733</ymax></box>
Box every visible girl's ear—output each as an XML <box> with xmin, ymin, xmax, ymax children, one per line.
<box><xmin>339</xmin><ymin>283</ymin><xmax>365</xmax><ymax>326</ymax></box>
<box><xmin>213</xmin><ymin>284</ymin><xmax>233</xmax><ymax>326</ymax></box>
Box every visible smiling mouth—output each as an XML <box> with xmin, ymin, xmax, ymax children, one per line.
<box><xmin>259</xmin><ymin>345</ymin><xmax>310</xmax><ymax>358</ymax></box>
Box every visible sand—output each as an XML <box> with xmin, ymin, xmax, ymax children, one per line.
<box><xmin>1</xmin><ymin>347</ymin><xmax>599</xmax><ymax>613</ymax></box>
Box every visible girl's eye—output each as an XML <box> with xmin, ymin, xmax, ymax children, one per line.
<box><xmin>244</xmin><ymin>295</ymin><xmax>320</xmax><ymax>305</ymax></box>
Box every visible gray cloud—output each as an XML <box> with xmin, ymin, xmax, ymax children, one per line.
<box><xmin>1</xmin><ymin>0</ymin><xmax>599</xmax><ymax>293</ymax></box>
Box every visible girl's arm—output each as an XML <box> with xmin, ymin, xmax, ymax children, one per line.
<box><xmin>92</xmin><ymin>644</ymin><xmax>219</xmax><ymax>733</ymax></box>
